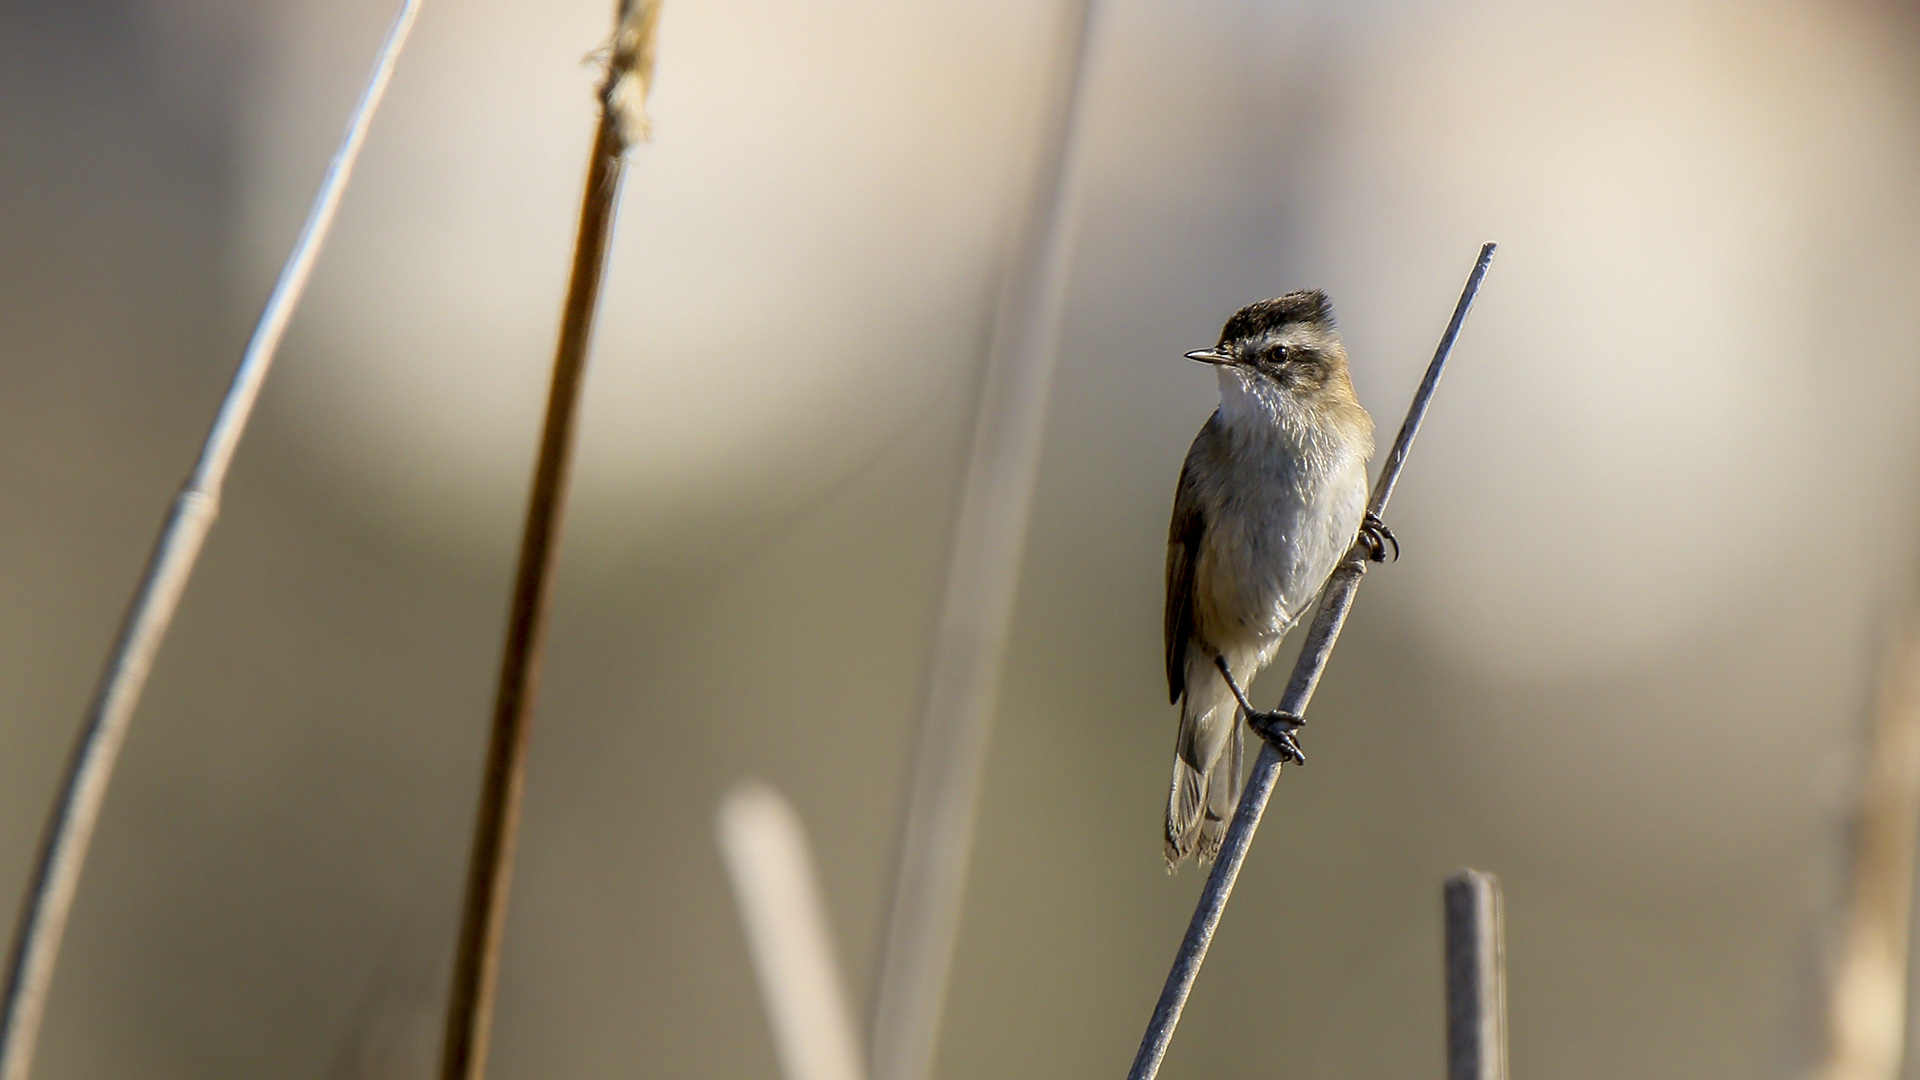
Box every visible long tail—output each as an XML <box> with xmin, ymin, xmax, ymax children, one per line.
<box><xmin>1165</xmin><ymin>662</ymin><xmax>1243</xmax><ymax>869</ymax></box>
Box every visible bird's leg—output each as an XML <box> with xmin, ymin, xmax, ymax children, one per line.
<box><xmin>1214</xmin><ymin>654</ymin><xmax>1305</xmax><ymax>764</ymax></box>
<box><xmin>1358</xmin><ymin>511</ymin><xmax>1398</xmax><ymax>563</ymax></box>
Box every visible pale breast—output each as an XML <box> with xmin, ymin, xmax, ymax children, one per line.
<box><xmin>1189</xmin><ymin>420</ymin><xmax>1369</xmax><ymax>653</ymax></box>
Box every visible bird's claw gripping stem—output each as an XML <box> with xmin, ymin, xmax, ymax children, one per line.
<box><xmin>1359</xmin><ymin>512</ymin><xmax>1398</xmax><ymax>563</ymax></box>
<box><xmin>1248</xmin><ymin>711</ymin><xmax>1307</xmax><ymax>764</ymax></box>
<box><xmin>1214</xmin><ymin>654</ymin><xmax>1307</xmax><ymax>764</ymax></box>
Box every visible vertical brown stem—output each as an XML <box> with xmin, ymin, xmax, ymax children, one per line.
<box><xmin>438</xmin><ymin>101</ymin><xmax>627</xmax><ymax>1080</ymax></box>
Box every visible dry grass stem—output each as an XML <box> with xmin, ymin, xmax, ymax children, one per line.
<box><xmin>1813</xmin><ymin>625</ymin><xmax>1920</xmax><ymax>1080</ymax></box>
<box><xmin>607</xmin><ymin>0</ymin><xmax>663</xmax><ymax>145</ymax></box>
<box><xmin>0</xmin><ymin>4</ymin><xmax>423</xmax><ymax>1076</ymax></box>
<box><xmin>718</xmin><ymin>783</ymin><xmax>868</xmax><ymax>1080</ymax></box>
<box><xmin>1126</xmin><ymin>242</ymin><xmax>1497</xmax><ymax>1080</ymax></box>
<box><xmin>434</xmin><ymin>5</ymin><xmax>659</xmax><ymax>1080</ymax></box>
<box><xmin>867</xmin><ymin>4</ymin><xmax>1100</xmax><ymax>1080</ymax></box>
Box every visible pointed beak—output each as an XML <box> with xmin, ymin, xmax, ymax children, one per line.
<box><xmin>1185</xmin><ymin>349</ymin><xmax>1231</xmax><ymax>365</ymax></box>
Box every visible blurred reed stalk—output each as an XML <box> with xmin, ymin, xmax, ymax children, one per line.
<box><xmin>1126</xmin><ymin>242</ymin><xmax>1496</xmax><ymax>1080</ymax></box>
<box><xmin>1812</xmin><ymin>623</ymin><xmax>1920</xmax><ymax>1080</ymax></box>
<box><xmin>436</xmin><ymin>5</ymin><xmax>659</xmax><ymax>1080</ymax></box>
<box><xmin>718</xmin><ymin>783</ymin><xmax>868</xmax><ymax>1080</ymax></box>
<box><xmin>0</xmin><ymin>4</ymin><xmax>423</xmax><ymax>1077</ymax></box>
<box><xmin>867</xmin><ymin>4</ymin><xmax>1099</xmax><ymax>1080</ymax></box>
<box><xmin>1444</xmin><ymin>870</ymin><xmax>1509</xmax><ymax>1080</ymax></box>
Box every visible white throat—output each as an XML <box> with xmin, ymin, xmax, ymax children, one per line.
<box><xmin>1214</xmin><ymin>366</ymin><xmax>1293</xmax><ymax>431</ymax></box>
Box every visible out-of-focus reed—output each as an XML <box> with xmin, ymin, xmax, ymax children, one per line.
<box><xmin>0</xmin><ymin>5</ymin><xmax>423</xmax><ymax>1077</ymax></box>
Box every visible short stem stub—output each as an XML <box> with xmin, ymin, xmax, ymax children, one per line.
<box><xmin>1444</xmin><ymin>869</ymin><xmax>1509</xmax><ymax>1080</ymax></box>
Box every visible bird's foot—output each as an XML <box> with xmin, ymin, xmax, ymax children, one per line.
<box><xmin>1359</xmin><ymin>512</ymin><xmax>1398</xmax><ymax>563</ymax></box>
<box><xmin>1212</xmin><ymin>654</ymin><xmax>1306</xmax><ymax>762</ymax></box>
<box><xmin>1247</xmin><ymin>710</ymin><xmax>1307</xmax><ymax>764</ymax></box>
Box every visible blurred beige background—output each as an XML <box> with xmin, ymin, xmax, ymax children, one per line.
<box><xmin>4</xmin><ymin>0</ymin><xmax>1920</xmax><ymax>1077</ymax></box>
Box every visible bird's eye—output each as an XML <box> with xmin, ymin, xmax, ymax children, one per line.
<box><xmin>1269</xmin><ymin>345</ymin><xmax>1291</xmax><ymax>364</ymax></box>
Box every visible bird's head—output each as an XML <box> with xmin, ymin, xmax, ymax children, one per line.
<box><xmin>1185</xmin><ymin>289</ymin><xmax>1353</xmax><ymax>402</ymax></box>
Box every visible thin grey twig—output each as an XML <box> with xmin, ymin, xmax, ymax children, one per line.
<box><xmin>868</xmin><ymin>4</ymin><xmax>1100</xmax><ymax>1080</ymax></box>
<box><xmin>0</xmin><ymin>5</ymin><xmax>423</xmax><ymax>1077</ymax></box>
<box><xmin>1445</xmin><ymin>869</ymin><xmax>1509</xmax><ymax>1080</ymax></box>
<box><xmin>1126</xmin><ymin>242</ymin><xmax>1496</xmax><ymax>1080</ymax></box>
<box><xmin>435</xmin><ymin>4</ymin><xmax>657</xmax><ymax>1079</ymax></box>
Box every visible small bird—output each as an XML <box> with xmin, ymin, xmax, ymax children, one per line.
<box><xmin>1163</xmin><ymin>290</ymin><xmax>1392</xmax><ymax>868</ymax></box>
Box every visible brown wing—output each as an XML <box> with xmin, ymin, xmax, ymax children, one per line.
<box><xmin>1164</xmin><ymin>433</ymin><xmax>1210</xmax><ymax>705</ymax></box>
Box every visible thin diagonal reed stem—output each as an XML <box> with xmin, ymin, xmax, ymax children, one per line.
<box><xmin>1126</xmin><ymin>242</ymin><xmax>1497</xmax><ymax>1080</ymax></box>
<box><xmin>0</xmin><ymin>6</ymin><xmax>422</xmax><ymax>1078</ymax></box>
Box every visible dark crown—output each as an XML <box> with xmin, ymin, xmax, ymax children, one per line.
<box><xmin>1217</xmin><ymin>289</ymin><xmax>1334</xmax><ymax>345</ymax></box>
